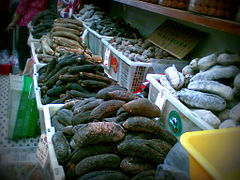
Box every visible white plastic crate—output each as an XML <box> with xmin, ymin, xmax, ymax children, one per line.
<box><xmin>102</xmin><ymin>38</ymin><xmax>151</xmax><ymax>92</ymax></box>
<box><xmin>33</xmin><ymin>64</ymin><xmax>46</xmax><ymax>131</ymax></box>
<box><xmin>43</xmin><ymin>105</ymin><xmax>65</xmax><ymax>180</ymax></box>
<box><xmin>146</xmin><ymin>74</ymin><xmax>214</xmax><ymax>138</ymax></box>
<box><xmin>83</xmin><ymin>24</ymin><xmax>113</xmax><ymax>58</ymax></box>
<box><xmin>33</xmin><ymin>64</ymin><xmax>64</xmax><ymax>132</ymax></box>
<box><xmin>43</xmin><ymin>104</ymin><xmax>64</xmax><ymax>129</ymax></box>
<box><xmin>28</xmin><ymin>33</ymin><xmax>40</xmax><ymax>48</ymax></box>
<box><xmin>8</xmin><ymin>74</ymin><xmax>23</xmax><ymax>139</ymax></box>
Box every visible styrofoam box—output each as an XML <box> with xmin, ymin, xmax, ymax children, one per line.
<box><xmin>33</xmin><ymin>64</ymin><xmax>63</xmax><ymax>132</ymax></box>
<box><xmin>44</xmin><ymin>105</ymin><xmax>65</xmax><ymax>180</ymax></box>
<box><xmin>146</xmin><ymin>74</ymin><xmax>214</xmax><ymax>139</ymax></box>
<box><xmin>101</xmin><ymin>38</ymin><xmax>152</xmax><ymax>92</ymax></box>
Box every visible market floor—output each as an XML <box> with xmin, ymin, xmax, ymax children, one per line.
<box><xmin>0</xmin><ymin>75</ymin><xmax>48</xmax><ymax>179</ymax></box>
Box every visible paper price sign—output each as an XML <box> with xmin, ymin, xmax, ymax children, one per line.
<box><xmin>155</xmin><ymin>92</ymin><xmax>165</xmax><ymax>110</ymax></box>
<box><xmin>36</xmin><ymin>133</ymin><xmax>48</xmax><ymax>168</ymax></box>
<box><xmin>81</xmin><ymin>29</ymin><xmax>88</xmax><ymax>43</ymax></box>
<box><xmin>104</xmin><ymin>47</ymin><xmax>111</xmax><ymax>68</ymax></box>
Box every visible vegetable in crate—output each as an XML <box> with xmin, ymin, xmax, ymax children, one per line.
<box><xmin>52</xmin><ymin>131</ymin><xmax>71</xmax><ymax>165</ymax></box>
<box><xmin>124</xmin><ymin>132</ymin><xmax>157</xmax><ymax>140</ymax></box>
<box><xmin>68</xmin><ymin>144</ymin><xmax>113</xmax><ymax>165</ymax></box>
<box><xmin>31</xmin><ymin>10</ymin><xmax>59</xmax><ymax>39</ymax></box>
<box><xmin>68</xmin><ymin>90</ymin><xmax>95</xmax><ymax>98</ymax></box>
<box><xmin>165</xmin><ymin>65</ymin><xmax>184</xmax><ymax>90</ymax></box>
<box><xmin>53</xmin><ymin>22</ymin><xmax>83</xmax><ymax>32</ymax></box>
<box><xmin>52</xmin><ymin>31</ymin><xmax>82</xmax><ymax>43</ymax></box>
<box><xmin>122</xmin><ymin>98</ymin><xmax>160</xmax><ymax>118</ymax></box>
<box><xmin>96</xmin><ymin>85</ymin><xmax>127</xmax><ymax>100</ymax></box>
<box><xmin>178</xmin><ymin>88</ymin><xmax>226</xmax><ymax>111</ymax></box>
<box><xmin>54</xmin><ymin>18</ymin><xmax>83</xmax><ymax>26</ymax></box>
<box><xmin>190</xmin><ymin>65</ymin><xmax>240</xmax><ymax>82</ymax></box>
<box><xmin>51</xmin><ymin>26</ymin><xmax>81</xmax><ymax>36</ymax></box>
<box><xmin>52</xmin><ymin>108</ymin><xmax>73</xmax><ymax>126</ymax></box>
<box><xmin>52</xmin><ymin>114</ymin><xmax>65</xmax><ymax>132</ymax></box>
<box><xmin>117</xmin><ymin>139</ymin><xmax>172</xmax><ymax>164</ymax></box>
<box><xmin>73</xmin><ymin>98</ymin><xmax>104</xmax><ymax>114</ymax></box>
<box><xmin>189</xmin><ymin>58</ymin><xmax>199</xmax><ymax>71</ymax></box>
<box><xmin>217</xmin><ymin>53</ymin><xmax>240</xmax><ymax>66</ymax></box>
<box><xmin>219</xmin><ymin>119</ymin><xmax>237</xmax><ymax>129</ymax></box>
<box><xmin>80</xmin><ymin>170</ymin><xmax>129</xmax><ymax>180</ymax></box>
<box><xmin>192</xmin><ymin>109</ymin><xmax>221</xmax><ymax>128</ymax></box>
<box><xmin>106</xmin><ymin>90</ymin><xmax>139</xmax><ymax>102</ymax></box>
<box><xmin>111</xmin><ymin>37</ymin><xmax>174</xmax><ymax>62</ymax></box>
<box><xmin>78</xmin><ymin>72</ymin><xmax>114</xmax><ymax>84</ymax></box>
<box><xmin>197</xmin><ymin>53</ymin><xmax>217</xmax><ymax>71</ymax></box>
<box><xmin>132</xmin><ymin>170</ymin><xmax>156</xmax><ymax>180</ymax></box>
<box><xmin>81</xmin><ymin>80</ymin><xmax>109</xmax><ymax>91</ymax></box>
<box><xmin>53</xmin><ymin>36</ymin><xmax>83</xmax><ymax>49</ymax></box>
<box><xmin>158</xmin><ymin>75</ymin><xmax>178</xmax><ymax>99</ymax></box>
<box><xmin>73</xmin><ymin>122</ymin><xmax>125</xmax><ymax>147</ymax></box>
<box><xmin>234</xmin><ymin>73</ymin><xmax>240</xmax><ymax>93</ymax></box>
<box><xmin>120</xmin><ymin>157</ymin><xmax>155</xmax><ymax>174</ymax></box>
<box><xmin>182</xmin><ymin>65</ymin><xmax>195</xmax><ymax>76</ymax></box>
<box><xmin>72</xmin><ymin>110</ymin><xmax>93</xmax><ymax>125</ymax></box>
<box><xmin>75</xmin><ymin>154</ymin><xmax>121</xmax><ymax>176</ymax></box>
<box><xmin>187</xmin><ymin>80</ymin><xmax>234</xmax><ymax>101</ymax></box>
<box><xmin>229</xmin><ymin>103</ymin><xmax>240</xmax><ymax>122</ymax></box>
<box><xmin>123</xmin><ymin>116</ymin><xmax>165</xmax><ymax>136</ymax></box>
<box><xmin>90</xmin><ymin>100</ymin><xmax>125</xmax><ymax>120</ymax></box>
<box><xmin>41</xmin><ymin>35</ymin><xmax>54</xmax><ymax>55</ymax></box>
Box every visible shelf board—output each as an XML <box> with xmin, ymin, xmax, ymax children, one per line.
<box><xmin>112</xmin><ymin>0</ymin><xmax>240</xmax><ymax>36</ymax></box>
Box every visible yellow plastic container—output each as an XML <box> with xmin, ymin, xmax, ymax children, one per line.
<box><xmin>180</xmin><ymin>127</ymin><xmax>240</xmax><ymax>180</ymax></box>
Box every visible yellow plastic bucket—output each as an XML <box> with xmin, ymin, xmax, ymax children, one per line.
<box><xmin>180</xmin><ymin>127</ymin><xmax>240</xmax><ymax>180</ymax></box>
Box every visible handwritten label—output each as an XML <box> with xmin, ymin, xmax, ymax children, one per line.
<box><xmin>104</xmin><ymin>47</ymin><xmax>111</xmax><ymax>68</ymax></box>
<box><xmin>36</xmin><ymin>133</ymin><xmax>48</xmax><ymax>168</ymax></box>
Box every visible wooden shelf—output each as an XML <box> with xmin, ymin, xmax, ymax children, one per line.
<box><xmin>112</xmin><ymin>0</ymin><xmax>240</xmax><ymax>36</ymax></box>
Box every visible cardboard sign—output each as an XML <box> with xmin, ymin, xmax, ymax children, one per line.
<box><xmin>36</xmin><ymin>133</ymin><xmax>48</xmax><ymax>168</ymax></box>
<box><xmin>148</xmin><ymin>20</ymin><xmax>206</xmax><ymax>59</ymax></box>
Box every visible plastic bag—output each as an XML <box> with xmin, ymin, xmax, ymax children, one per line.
<box><xmin>0</xmin><ymin>49</ymin><xmax>11</xmax><ymax>64</ymax></box>
<box><xmin>155</xmin><ymin>142</ymin><xmax>190</xmax><ymax>180</ymax></box>
<box><xmin>134</xmin><ymin>80</ymin><xmax>150</xmax><ymax>98</ymax></box>
<box><xmin>9</xmin><ymin>51</ymin><xmax>19</xmax><ymax>74</ymax></box>
<box><xmin>23</xmin><ymin>58</ymin><xmax>34</xmax><ymax>77</ymax></box>
<box><xmin>58</xmin><ymin>0</ymin><xmax>80</xmax><ymax>18</ymax></box>
<box><xmin>13</xmin><ymin>76</ymin><xmax>39</xmax><ymax>139</ymax></box>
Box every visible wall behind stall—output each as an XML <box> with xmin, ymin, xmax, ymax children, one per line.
<box><xmin>109</xmin><ymin>1</ymin><xmax>240</xmax><ymax>60</ymax></box>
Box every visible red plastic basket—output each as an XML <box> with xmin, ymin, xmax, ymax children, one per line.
<box><xmin>0</xmin><ymin>63</ymin><xmax>13</xmax><ymax>75</ymax></box>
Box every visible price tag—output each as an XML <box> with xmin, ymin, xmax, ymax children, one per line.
<box><xmin>155</xmin><ymin>92</ymin><xmax>165</xmax><ymax>110</ymax></box>
<box><xmin>103</xmin><ymin>47</ymin><xmax>111</xmax><ymax>69</ymax></box>
<box><xmin>36</xmin><ymin>133</ymin><xmax>48</xmax><ymax>168</ymax></box>
<box><xmin>81</xmin><ymin>29</ymin><xmax>88</xmax><ymax>43</ymax></box>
